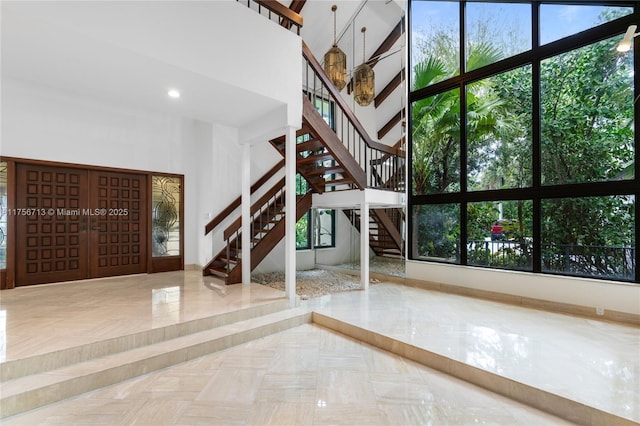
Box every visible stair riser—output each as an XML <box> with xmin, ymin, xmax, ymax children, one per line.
<box><xmin>1</xmin><ymin>313</ymin><xmax>311</xmax><ymax>419</ymax></box>
<box><xmin>312</xmin><ymin>313</ymin><xmax>631</xmax><ymax>426</ymax></box>
<box><xmin>0</xmin><ymin>300</ymin><xmax>289</xmax><ymax>382</ymax></box>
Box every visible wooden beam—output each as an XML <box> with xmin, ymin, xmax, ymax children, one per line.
<box><xmin>348</xmin><ymin>17</ymin><xmax>405</xmax><ymax>93</ymax></box>
<box><xmin>255</xmin><ymin>0</ymin><xmax>303</xmax><ymax>29</ymax></box>
<box><xmin>282</xmin><ymin>0</ymin><xmax>306</xmax><ymax>30</ymax></box>
<box><xmin>375</xmin><ymin>68</ymin><xmax>405</xmax><ymax>108</ymax></box>
<box><xmin>378</xmin><ymin>110</ymin><xmax>404</xmax><ymax>140</ymax></box>
<box><xmin>288</xmin><ymin>0</ymin><xmax>305</xmax><ymax>14</ymax></box>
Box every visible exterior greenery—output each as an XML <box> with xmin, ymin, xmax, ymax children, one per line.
<box><xmin>409</xmin><ymin>1</ymin><xmax>637</xmax><ymax>282</ymax></box>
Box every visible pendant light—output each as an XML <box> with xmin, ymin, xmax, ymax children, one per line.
<box><xmin>354</xmin><ymin>27</ymin><xmax>374</xmax><ymax>106</ymax></box>
<box><xmin>324</xmin><ymin>5</ymin><xmax>347</xmax><ymax>91</ymax></box>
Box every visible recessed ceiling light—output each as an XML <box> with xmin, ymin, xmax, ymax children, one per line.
<box><xmin>167</xmin><ymin>89</ymin><xmax>181</xmax><ymax>99</ymax></box>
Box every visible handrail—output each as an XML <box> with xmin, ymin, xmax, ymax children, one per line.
<box><xmin>302</xmin><ymin>41</ymin><xmax>405</xmax><ymax>190</ymax></box>
<box><xmin>255</xmin><ymin>1</ymin><xmax>303</xmax><ymax>28</ymax></box>
<box><xmin>223</xmin><ymin>176</ymin><xmax>286</xmax><ymax>241</ymax></box>
<box><xmin>302</xmin><ymin>41</ymin><xmax>401</xmax><ymax>157</ymax></box>
<box><xmin>205</xmin><ymin>159</ymin><xmax>284</xmax><ymax>235</ymax></box>
<box><xmin>237</xmin><ymin>0</ymin><xmax>303</xmax><ymax>35</ymax></box>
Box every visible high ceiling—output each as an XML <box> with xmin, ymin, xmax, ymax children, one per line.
<box><xmin>295</xmin><ymin>0</ymin><xmax>406</xmax><ymax>146</ymax></box>
<box><xmin>1</xmin><ymin>0</ymin><xmax>406</xmax><ymax>144</ymax></box>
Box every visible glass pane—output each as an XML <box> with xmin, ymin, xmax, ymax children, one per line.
<box><xmin>467</xmin><ymin>200</ymin><xmax>533</xmax><ymax>271</ymax></box>
<box><xmin>540</xmin><ymin>4</ymin><xmax>633</xmax><ymax>45</ymax></box>
<box><xmin>314</xmin><ymin>209</ymin><xmax>334</xmax><ymax>248</ymax></box>
<box><xmin>541</xmin><ymin>36</ymin><xmax>634</xmax><ymax>185</ymax></box>
<box><xmin>296</xmin><ymin>173</ymin><xmax>308</xmax><ymax>195</ymax></box>
<box><xmin>411</xmin><ymin>88</ymin><xmax>461</xmax><ymax>195</ymax></box>
<box><xmin>467</xmin><ymin>66</ymin><xmax>532</xmax><ymax>190</ymax></box>
<box><xmin>411</xmin><ymin>1</ymin><xmax>460</xmax><ymax>90</ymax></box>
<box><xmin>296</xmin><ymin>213</ymin><xmax>310</xmax><ymax>249</ymax></box>
<box><xmin>152</xmin><ymin>176</ymin><xmax>181</xmax><ymax>257</ymax></box>
<box><xmin>465</xmin><ymin>2</ymin><xmax>531</xmax><ymax>72</ymax></box>
<box><xmin>412</xmin><ymin>204</ymin><xmax>460</xmax><ymax>263</ymax></box>
<box><xmin>0</xmin><ymin>161</ymin><xmax>6</xmax><ymax>269</ymax></box>
<box><xmin>314</xmin><ymin>97</ymin><xmax>334</xmax><ymax>128</ymax></box>
<box><xmin>542</xmin><ymin>195</ymin><xmax>635</xmax><ymax>281</ymax></box>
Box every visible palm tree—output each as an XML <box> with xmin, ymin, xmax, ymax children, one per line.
<box><xmin>411</xmin><ymin>42</ymin><xmax>510</xmax><ymax>259</ymax></box>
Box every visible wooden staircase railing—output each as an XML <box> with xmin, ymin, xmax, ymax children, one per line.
<box><xmin>269</xmin><ymin>42</ymin><xmax>406</xmax><ymax>258</ymax></box>
<box><xmin>236</xmin><ymin>0</ymin><xmax>303</xmax><ymax>34</ymax></box>
<box><xmin>204</xmin><ymin>159</ymin><xmax>284</xmax><ymax>235</ymax></box>
<box><xmin>203</xmin><ymin>172</ymin><xmax>312</xmax><ymax>284</ymax></box>
<box><xmin>301</xmin><ymin>41</ymin><xmax>405</xmax><ymax>191</ymax></box>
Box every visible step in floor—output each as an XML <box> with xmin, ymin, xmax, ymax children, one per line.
<box><xmin>1</xmin><ymin>323</ymin><xmax>576</xmax><ymax>426</ymax></box>
<box><xmin>1</xmin><ymin>272</ymin><xmax>637</xmax><ymax>425</ymax></box>
<box><xmin>1</xmin><ymin>308</ymin><xmax>311</xmax><ymax>418</ymax></box>
<box><xmin>306</xmin><ymin>283</ymin><xmax>640</xmax><ymax>426</ymax></box>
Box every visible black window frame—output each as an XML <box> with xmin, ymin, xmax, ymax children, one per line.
<box><xmin>408</xmin><ymin>0</ymin><xmax>639</xmax><ymax>283</ymax></box>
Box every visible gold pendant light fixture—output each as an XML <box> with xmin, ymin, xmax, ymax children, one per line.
<box><xmin>324</xmin><ymin>5</ymin><xmax>347</xmax><ymax>91</ymax></box>
<box><xmin>354</xmin><ymin>26</ymin><xmax>374</xmax><ymax>107</ymax></box>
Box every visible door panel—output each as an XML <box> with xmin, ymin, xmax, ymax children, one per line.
<box><xmin>16</xmin><ymin>164</ymin><xmax>89</xmax><ymax>285</ymax></box>
<box><xmin>89</xmin><ymin>171</ymin><xmax>147</xmax><ymax>278</ymax></box>
<box><xmin>15</xmin><ymin>164</ymin><xmax>148</xmax><ymax>286</ymax></box>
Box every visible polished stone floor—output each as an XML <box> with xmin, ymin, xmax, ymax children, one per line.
<box><xmin>2</xmin><ymin>324</ymin><xmax>572</xmax><ymax>425</ymax></box>
<box><xmin>0</xmin><ymin>271</ymin><xmax>285</xmax><ymax>361</ymax></box>
<box><xmin>307</xmin><ymin>285</ymin><xmax>640</xmax><ymax>425</ymax></box>
<box><xmin>1</xmin><ymin>270</ymin><xmax>638</xmax><ymax>425</ymax></box>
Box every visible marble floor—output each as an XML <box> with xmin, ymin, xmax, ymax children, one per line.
<box><xmin>1</xmin><ymin>270</ymin><xmax>638</xmax><ymax>425</ymax></box>
<box><xmin>1</xmin><ymin>324</ymin><xmax>572</xmax><ymax>426</ymax></box>
<box><xmin>0</xmin><ymin>271</ymin><xmax>286</xmax><ymax>362</ymax></box>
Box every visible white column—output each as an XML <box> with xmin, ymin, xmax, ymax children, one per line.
<box><xmin>241</xmin><ymin>143</ymin><xmax>251</xmax><ymax>284</ymax></box>
<box><xmin>360</xmin><ymin>201</ymin><xmax>370</xmax><ymax>290</ymax></box>
<box><xmin>284</xmin><ymin>126</ymin><xmax>297</xmax><ymax>306</ymax></box>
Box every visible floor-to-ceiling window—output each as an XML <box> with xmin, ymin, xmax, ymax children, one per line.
<box><xmin>409</xmin><ymin>1</ymin><xmax>638</xmax><ymax>282</ymax></box>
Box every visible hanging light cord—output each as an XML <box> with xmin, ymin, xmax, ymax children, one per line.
<box><xmin>361</xmin><ymin>27</ymin><xmax>366</xmax><ymax>63</ymax></box>
<box><xmin>332</xmin><ymin>5</ymin><xmax>337</xmax><ymax>46</ymax></box>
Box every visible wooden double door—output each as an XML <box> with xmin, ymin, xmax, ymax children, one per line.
<box><xmin>16</xmin><ymin>164</ymin><xmax>147</xmax><ymax>286</ymax></box>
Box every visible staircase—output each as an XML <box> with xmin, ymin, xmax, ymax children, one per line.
<box><xmin>269</xmin><ymin>95</ymin><xmax>366</xmax><ymax>193</ymax></box>
<box><xmin>203</xmin><ymin>171</ymin><xmax>312</xmax><ymax>284</ymax></box>
<box><xmin>203</xmin><ymin>8</ymin><xmax>405</xmax><ymax>283</ymax></box>
<box><xmin>345</xmin><ymin>208</ymin><xmax>404</xmax><ymax>258</ymax></box>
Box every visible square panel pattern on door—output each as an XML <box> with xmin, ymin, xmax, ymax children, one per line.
<box><xmin>91</xmin><ymin>172</ymin><xmax>146</xmax><ymax>276</ymax></box>
<box><xmin>17</xmin><ymin>165</ymin><xmax>88</xmax><ymax>284</ymax></box>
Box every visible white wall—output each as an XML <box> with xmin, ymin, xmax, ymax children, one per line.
<box><xmin>406</xmin><ymin>260</ymin><xmax>640</xmax><ymax>316</ymax></box>
<box><xmin>1</xmin><ymin>79</ymin><xmax>193</xmax><ymax>173</ymax></box>
<box><xmin>253</xmin><ymin>208</ymin><xmax>364</xmax><ymax>274</ymax></box>
<box><xmin>1</xmin><ymin>78</ymin><xmax>248</xmax><ymax>268</ymax></box>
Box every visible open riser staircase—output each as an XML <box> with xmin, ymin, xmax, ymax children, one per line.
<box><xmin>204</xmin><ymin>170</ymin><xmax>312</xmax><ymax>284</ymax></box>
<box><xmin>204</xmin><ymin>12</ymin><xmax>406</xmax><ymax>283</ymax></box>
<box><xmin>345</xmin><ymin>208</ymin><xmax>404</xmax><ymax>258</ymax></box>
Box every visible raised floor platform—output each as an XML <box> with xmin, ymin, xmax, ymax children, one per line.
<box><xmin>1</xmin><ymin>270</ymin><xmax>638</xmax><ymax>425</ymax></box>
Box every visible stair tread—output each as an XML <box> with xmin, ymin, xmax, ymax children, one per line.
<box><xmin>208</xmin><ymin>267</ymin><xmax>229</xmax><ymax>278</ymax></box>
<box><xmin>300</xmin><ymin>165</ymin><xmax>344</xmax><ymax>176</ymax></box>
<box><xmin>297</xmin><ymin>152</ymin><xmax>334</xmax><ymax>165</ymax></box>
<box><xmin>324</xmin><ymin>178</ymin><xmax>354</xmax><ymax>186</ymax></box>
<box><xmin>296</xmin><ymin>139</ymin><xmax>325</xmax><ymax>153</ymax></box>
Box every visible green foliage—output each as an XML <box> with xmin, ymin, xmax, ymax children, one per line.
<box><xmin>411</xmin><ymin>6</ymin><xmax>635</xmax><ymax>277</ymax></box>
<box><xmin>467</xmin><ymin>202</ymin><xmax>498</xmax><ymax>240</ymax></box>
<box><xmin>296</xmin><ymin>214</ymin><xmax>309</xmax><ymax>249</ymax></box>
<box><xmin>414</xmin><ymin>204</ymin><xmax>459</xmax><ymax>261</ymax></box>
<box><xmin>541</xmin><ymin>37</ymin><xmax>634</xmax><ymax>185</ymax></box>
